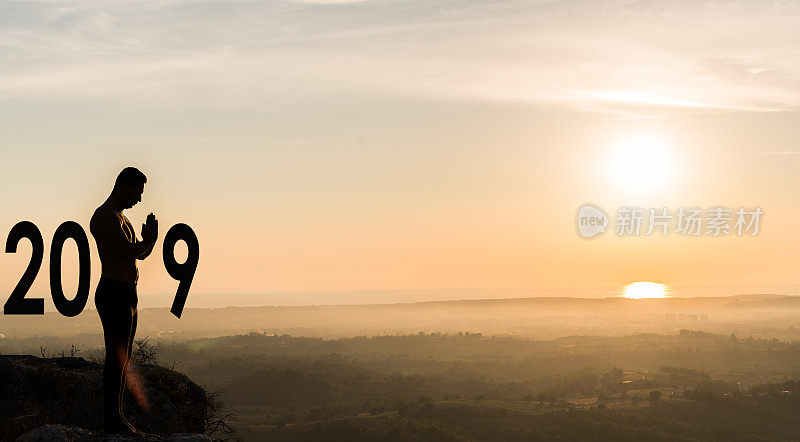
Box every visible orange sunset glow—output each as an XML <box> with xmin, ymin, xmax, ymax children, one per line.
<box><xmin>5</xmin><ymin>2</ymin><xmax>800</xmax><ymax>441</ymax></box>
<box><xmin>0</xmin><ymin>0</ymin><xmax>797</xmax><ymax>309</ymax></box>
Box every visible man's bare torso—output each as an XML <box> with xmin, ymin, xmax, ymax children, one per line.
<box><xmin>90</xmin><ymin>204</ymin><xmax>140</xmax><ymax>284</ymax></box>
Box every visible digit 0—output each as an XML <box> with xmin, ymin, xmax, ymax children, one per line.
<box><xmin>50</xmin><ymin>221</ymin><xmax>91</xmax><ymax>317</ymax></box>
<box><xmin>163</xmin><ymin>223</ymin><xmax>199</xmax><ymax>319</ymax></box>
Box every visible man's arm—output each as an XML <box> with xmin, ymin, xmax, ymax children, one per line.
<box><xmin>96</xmin><ymin>212</ymin><xmax>155</xmax><ymax>260</ymax></box>
<box><xmin>136</xmin><ymin>238</ymin><xmax>155</xmax><ymax>260</ymax></box>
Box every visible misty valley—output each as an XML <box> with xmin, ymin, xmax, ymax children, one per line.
<box><xmin>5</xmin><ymin>295</ymin><xmax>800</xmax><ymax>440</ymax></box>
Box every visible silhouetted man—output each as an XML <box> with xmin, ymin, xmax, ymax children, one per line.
<box><xmin>90</xmin><ymin>167</ymin><xmax>158</xmax><ymax>434</ymax></box>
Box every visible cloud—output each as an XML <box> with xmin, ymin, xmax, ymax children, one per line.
<box><xmin>285</xmin><ymin>0</ymin><xmax>373</xmax><ymax>4</ymax></box>
<box><xmin>1</xmin><ymin>0</ymin><xmax>800</xmax><ymax>114</ymax></box>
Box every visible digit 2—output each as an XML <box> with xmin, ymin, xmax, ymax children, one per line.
<box><xmin>4</xmin><ymin>221</ymin><xmax>45</xmax><ymax>315</ymax></box>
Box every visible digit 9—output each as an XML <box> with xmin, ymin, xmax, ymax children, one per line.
<box><xmin>162</xmin><ymin>223</ymin><xmax>199</xmax><ymax>318</ymax></box>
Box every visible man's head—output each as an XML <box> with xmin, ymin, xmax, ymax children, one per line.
<box><xmin>113</xmin><ymin>167</ymin><xmax>147</xmax><ymax>209</ymax></box>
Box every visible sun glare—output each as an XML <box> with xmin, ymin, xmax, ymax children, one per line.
<box><xmin>623</xmin><ymin>281</ymin><xmax>667</xmax><ymax>299</ymax></box>
<box><xmin>610</xmin><ymin>135</ymin><xmax>671</xmax><ymax>191</ymax></box>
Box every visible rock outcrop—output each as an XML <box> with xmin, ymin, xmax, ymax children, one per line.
<box><xmin>15</xmin><ymin>424</ymin><xmax>211</xmax><ymax>441</ymax></box>
<box><xmin>0</xmin><ymin>355</ymin><xmax>210</xmax><ymax>441</ymax></box>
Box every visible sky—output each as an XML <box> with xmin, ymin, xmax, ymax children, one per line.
<box><xmin>1</xmin><ymin>0</ymin><xmax>800</xmax><ymax>308</ymax></box>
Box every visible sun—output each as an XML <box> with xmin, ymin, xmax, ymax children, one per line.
<box><xmin>609</xmin><ymin>135</ymin><xmax>671</xmax><ymax>191</ymax></box>
<box><xmin>623</xmin><ymin>281</ymin><xmax>668</xmax><ymax>299</ymax></box>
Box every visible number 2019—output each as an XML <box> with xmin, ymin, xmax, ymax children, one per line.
<box><xmin>2</xmin><ymin>221</ymin><xmax>198</xmax><ymax>319</ymax></box>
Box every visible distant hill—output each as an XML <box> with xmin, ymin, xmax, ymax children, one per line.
<box><xmin>2</xmin><ymin>294</ymin><xmax>800</xmax><ymax>345</ymax></box>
